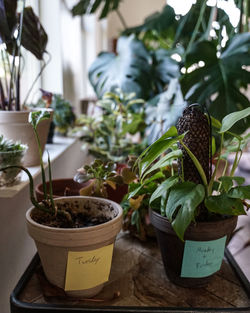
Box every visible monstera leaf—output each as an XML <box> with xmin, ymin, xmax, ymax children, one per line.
<box><xmin>181</xmin><ymin>33</ymin><xmax>250</xmax><ymax>134</ymax></box>
<box><xmin>89</xmin><ymin>35</ymin><xmax>152</xmax><ymax>99</ymax></box>
<box><xmin>123</xmin><ymin>5</ymin><xmax>176</xmax><ymax>36</ymax></box>
<box><xmin>71</xmin><ymin>0</ymin><xmax>122</xmax><ymax>19</ymax></box>
<box><xmin>145</xmin><ymin>79</ymin><xmax>186</xmax><ymax>144</ymax></box>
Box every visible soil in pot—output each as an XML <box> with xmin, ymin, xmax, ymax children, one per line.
<box><xmin>149</xmin><ymin>208</ymin><xmax>237</xmax><ymax>288</ymax></box>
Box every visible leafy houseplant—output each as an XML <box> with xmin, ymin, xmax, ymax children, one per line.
<box><xmin>0</xmin><ymin>111</ymin><xmax>123</xmax><ymax>298</ymax></box>
<box><xmin>73</xmin><ymin>89</ymin><xmax>146</xmax><ymax>163</ymax></box>
<box><xmin>74</xmin><ymin>158</ymin><xmax>135</xmax><ymax>204</ymax></box>
<box><xmin>31</xmin><ymin>89</ymin><xmax>76</xmax><ymax>139</ymax></box>
<box><xmin>133</xmin><ymin>106</ymin><xmax>250</xmax><ymax>287</ymax></box>
<box><xmin>83</xmin><ymin>1</ymin><xmax>250</xmax><ymax>140</ymax></box>
<box><xmin>0</xmin><ymin>0</ymin><xmax>52</xmax><ymax>166</ymax></box>
<box><xmin>0</xmin><ymin>135</ymin><xmax>27</xmax><ymax>186</ymax></box>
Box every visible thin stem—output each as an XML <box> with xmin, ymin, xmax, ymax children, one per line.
<box><xmin>208</xmin><ymin>133</ymin><xmax>224</xmax><ymax>195</ymax></box>
<box><xmin>23</xmin><ymin>53</ymin><xmax>51</xmax><ymax>105</ymax></box>
<box><xmin>184</xmin><ymin>0</ymin><xmax>207</xmax><ymax>59</ymax></box>
<box><xmin>218</xmin><ymin>159</ymin><xmax>228</xmax><ymax>192</ymax></box>
<box><xmin>15</xmin><ymin>0</ymin><xmax>26</xmax><ymax>111</ymax></box>
<box><xmin>204</xmin><ymin>3</ymin><xmax>217</xmax><ymax>40</ymax></box>
<box><xmin>116</xmin><ymin>9</ymin><xmax>127</xmax><ymax>30</ymax></box>
<box><xmin>230</xmin><ymin>140</ymin><xmax>242</xmax><ymax>176</ymax></box>
<box><xmin>1</xmin><ymin>49</ymin><xmax>8</xmax><ymax>93</ymax></box>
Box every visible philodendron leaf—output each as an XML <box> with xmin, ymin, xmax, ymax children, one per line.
<box><xmin>219</xmin><ymin>107</ymin><xmax>250</xmax><ymax>134</ymax></box>
<box><xmin>166</xmin><ymin>182</ymin><xmax>205</xmax><ymax>241</ymax></box>
<box><xmin>228</xmin><ymin>186</ymin><xmax>250</xmax><ymax>200</ymax></box>
<box><xmin>218</xmin><ymin>176</ymin><xmax>245</xmax><ymax>193</ymax></box>
<box><xmin>150</xmin><ymin>175</ymin><xmax>178</xmax><ymax>204</ymax></box>
<box><xmin>205</xmin><ymin>194</ymin><xmax>246</xmax><ymax>215</ymax></box>
<box><xmin>28</xmin><ymin>111</ymin><xmax>50</xmax><ymax>130</ymax></box>
<box><xmin>142</xmin><ymin>149</ymin><xmax>182</xmax><ymax>180</ymax></box>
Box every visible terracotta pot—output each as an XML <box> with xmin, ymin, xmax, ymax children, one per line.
<box><xmin>0</xmin><ymin>109</ymin><xmax>53</xmax><ymax>166</ymax></box>
<box><xmin>35</xmin><ymin>178</ymin><xmax>90</xmax><ymax>202</ymax></box>
<box><xmin>26</xmin><ymin>196</ymin><xmax>123</xmax><ymax>298</ymax></box>
<box><xmin>149</xmin><ymin>208</ymin><xmax>237</xmax><ymax>288</ymax></box>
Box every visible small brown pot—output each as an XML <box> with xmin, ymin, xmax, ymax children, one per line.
<box><xmin>35</xmin><ymin>178</ymin><xmax>90</xmax><ymax>202</ymax></box>
<box><xmin>149</xmin><ymin>208</ymin><xmax>237</xmax><ymax>288</ymax></box>
<box><xmin>26</xmin><ymin>196</ymin><xmax>123</xmax><ymax>298</ymax></box>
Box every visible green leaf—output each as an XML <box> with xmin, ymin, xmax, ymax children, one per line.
<box><xmin>228</xmin><ymin>186</ymin><xmax>250</xmax><ymax>200</ymax></box>
<box><xmin>131</xmin><ymin>210</ymin><xmax>140</xmax><ymax>231</ymax></box>
<box><xmin>28</xmin><ymin>111</ymin><xmax>50</xmax><ymax>130</ymax></box>
<box><xmin>219</xmin><ymin>107</ymin><xmax>250</xmax><ymax>134</ymax></box>
<box><xmin>139</xmin><ymin>136</ymin><xmax>183</xmax><ymax>178</ymax></box>
<box><xmin>150</xmin><ymin>176</ymin><xmax>178</xmax><ymax>204</ymax></box>
<box><xmin>205</xmin><ymin>194</ymin><xmax>246</xmax><ymax>216</ymax></box>
<box><xmin>89</xmin><ymin>35</ymin><xmax>152</xmax><ymax>99</ymax></box>
<box><xmin>142</xmin><ymin>149</ymin><xmax>182</xmax><ymax>179</ymax></box>
<box><xmin>181</xmin><ymin>34</ymin><xmax>250</xmax><ymax>134</ymax></box>
<box><xmin>218</xmin><ymin>176</ymin><xmax>245</xmax><ymax>192</ymax></box>
<box><xmin>166</xmin><ymin>182</ymin><xmax>205</xmax><ymax>240</ymax></box>
<box><xmin>128</xmin><ymin>171</ymin><xmax>164</xmax><ymax>199</ymax></box>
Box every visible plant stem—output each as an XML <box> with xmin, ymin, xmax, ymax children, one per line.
<box><xmin>208</xmin><ymin>133</ymin><xmax>224</xmax><ymax>195</ymax></box>
<box><xmin>184</xmin><ymin>0</ymin><xmax>207</xmax><ymax>59</ymax></box>
<box><xmin>116</xmin><ymin>9</ymin><xmax>127</xmax><ymax>30</ymax></box>
<box><xmin>23</xmin><ymin>52</ymin><xmax>51</xmax><ymax>105</ymax></box>
<box><xmin>230</xmin><ymin>139</ymin><xmax>242</xmax><ymax>176</ymax></box>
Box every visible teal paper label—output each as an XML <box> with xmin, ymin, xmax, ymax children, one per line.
<box><xmin>181</xmin><ymin>236</ymin><xmax>227</xmax><ymax>278</ymax></box>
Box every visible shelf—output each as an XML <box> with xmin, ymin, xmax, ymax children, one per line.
<box><xmin>0</xmin><ymin>136</ymin><xmax>78</xmax><ymax>198</ymax></box>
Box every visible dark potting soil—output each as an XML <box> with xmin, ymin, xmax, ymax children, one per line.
<box><xmin>31</xmin><ymin>202</ymin><xmax>111</xmax><ymax>228</ymax></box>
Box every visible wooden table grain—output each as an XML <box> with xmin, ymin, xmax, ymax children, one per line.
<box><xmin>14</xmin><ymin>231</ymin><xmax>250</xmax><ymax>313</ymax></box>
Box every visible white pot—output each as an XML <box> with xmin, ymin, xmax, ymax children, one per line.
<box><xmin>26</xmin><ymin>196</ymin><xmax>123</xmax><ymax>298</ymax></box>
<box><xmin>0</xmin><ymin>109</ymin><xmax>53</xmax><ymax>166</ymax></box>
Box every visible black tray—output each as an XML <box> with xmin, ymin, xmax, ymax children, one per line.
<box><xmin>10</xmin><ymin>232</ymin><xmax>250</xmax><ymax>313</ymax></box>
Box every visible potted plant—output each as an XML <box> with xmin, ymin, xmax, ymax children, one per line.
<box><xmin>74</xmin><ymin>158</ymin><xmax>136</xmax><ymax>203</ymax></box>
<box><xmin>0</xmin><ymin>110</ymin><xmax>123</xmax><ymax>298</ymax></box>
<box><xmin>0</xmin><ymin>0</ymin><xmax>52</xmax><ymax>166</ymax></box>
<box><xmin>133</xmin><ymin>105</ymin><xmax>250</xmax><ymax>287</ymax></box>
<box><xmin>0</xmin><ymin>135</ymin><xmax>27</xmax><ymax>186</ymax></box>
<box><xmin>73</xmin><ymin>89</ymin><xmax>147</xmax><ymax>163</ymax></box>
<box><xmin>30</xmin><ymin>89</ymin><xmax>76</xmax><ymax>143</ymax></box>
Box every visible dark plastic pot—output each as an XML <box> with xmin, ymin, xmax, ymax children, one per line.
<box><xmin>35</xmin><ymin>179</ymin><xmax>90</xmax><ymax>203</ymax></box>
<box><xmin>149</xmin><ymin>208</ymin><xmax>238</xmax><ymax>288</ymax></box>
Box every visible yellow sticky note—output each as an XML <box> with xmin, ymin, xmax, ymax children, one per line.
<box><xmin>65</xmin><ymin>244</ymin><xmax>114</xmax><ymax>291</ymax></box>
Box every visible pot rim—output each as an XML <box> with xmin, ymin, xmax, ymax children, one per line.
<box><xmin>26</xmin><ymin>196</ymin><xmax>123</xmax><ymax>232</ymax></box>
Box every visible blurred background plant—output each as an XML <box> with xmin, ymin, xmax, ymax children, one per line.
<box><xmin>0</xmin><ymin>0</ymin><xmax>48</xmax><ymax>110</ymax></box>
<box><xmin>71</xmin><ymin>0</ymin><xmax>250</xmax><ymax>142</ymax></box>
<box><xmin>30</xmin><ymin>89</ymin><xmax>76</xmax><ymax>137</ymax></box>
<box><xmin>0</xmin><ymin>135</ymin><xmax>27</xmax><ymax>186</ymax></box>
<box><xmin>72</xmin><ymin>89</ymin><xmax>147</xmax><ymax>162</ymax></box>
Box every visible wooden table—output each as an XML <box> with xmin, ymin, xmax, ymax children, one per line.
<box><xmin>11</xmin><ymin>231</ymin><xmax>250</xmax><ymax>313</ymax></box>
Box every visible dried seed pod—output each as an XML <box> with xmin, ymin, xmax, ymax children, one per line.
<box><xmin>176</xmin><ymin>105</ymin><xmax>210</xmax><ymax>185</ymax></box>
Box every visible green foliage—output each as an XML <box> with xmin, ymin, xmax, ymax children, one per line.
<box><xmin>73</xmin><ymin>89</ymin><xmax>146</xmax><ymax>162</ymax></box>
<box><xmin>0</xmin><ymin>135</ymin><xmax>26</xmax><ymax>152</ymax></box>
<box><xmin>74</xmin><ymin>158</ymin><xmax>135</xmax><ymax>198</ymax></box>
<box><xmin>71</xmin><ymin>0</ymin><xmax>122</xmax><ymax>19</ymax></box>
<box><xmin>32</xmin><ymin>92</ymin><xmax>76</xmax><ymax>135</ymax></box>
<box><xmin>136</xmin><ymin>108</ymin><xmax>250</xmax><ymax>240</ymax></box>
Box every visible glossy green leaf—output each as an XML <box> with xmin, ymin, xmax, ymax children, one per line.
<box><xmin>228</xmin><ymin>186</ymin><xmax>250</xmax><ymax>200</ymax></box>
<box><xmin>205</xmin><ymin>194</ymin><xmax>246</xmax><ymax>215</ymax></box>
<box><xmin>150</xmin><ymin>176</ymin><xmax>178</xmax><ymax>204</ymax></box>
<box><xmin>142</xmin><ymin>149</ymin><xmax>182</xmax><ymax>179</ymax></box>
<box><xmin>218</xmin><ymin>176</ymin><xmax>245</xmax><ymax>193</ymax></box>
<box><xmin>219</xmin><ymin>107</ymin><xmax>250</xmax><ymax>134</ymax></box>
<box><xmin>166</xmin><ymin>182</ymin><xmax>205</xmax><ymax>240</ymax></box>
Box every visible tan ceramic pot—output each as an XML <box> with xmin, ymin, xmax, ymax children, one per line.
<box><xmin>26</xmin><ymin>196</ymin><xmax>123</xmax><ymax>298</ymax></box>
<box><xmin>0</xmin><ymin>109</ymin><xmax>53</xmax><ymax>166</ymax></box>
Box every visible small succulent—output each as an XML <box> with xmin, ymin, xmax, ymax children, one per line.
<box><xmin>74</xmin><ymin>159</ymin><xmax>136</xmax><ymax>198</ymax></box>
